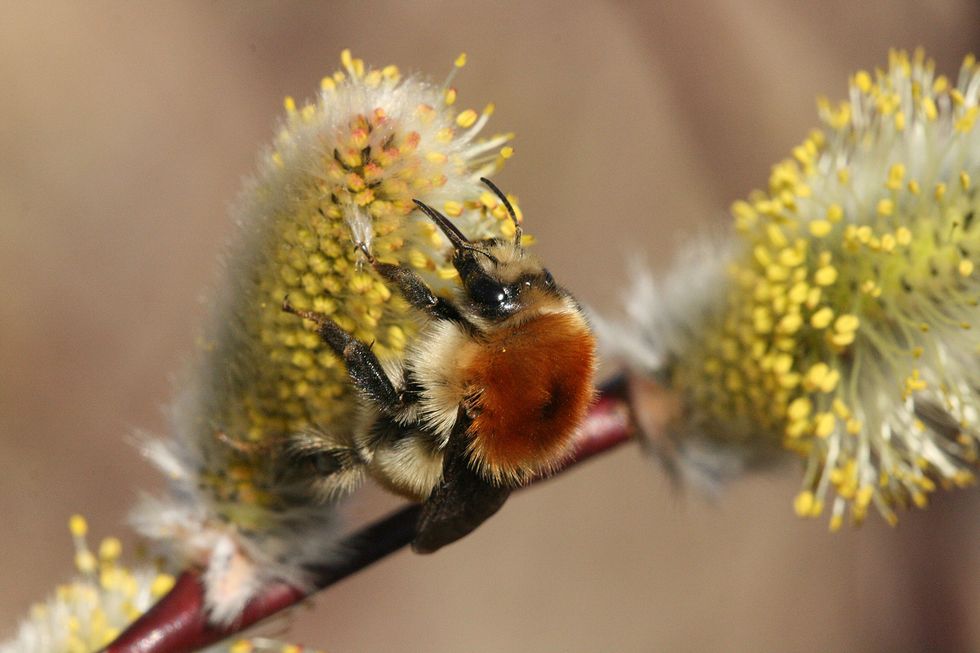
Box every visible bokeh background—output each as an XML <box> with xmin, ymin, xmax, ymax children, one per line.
<box><xmin>3</xmin><ymin>2</ymin><xmax>980</xmax><ymax>651</ymax></box>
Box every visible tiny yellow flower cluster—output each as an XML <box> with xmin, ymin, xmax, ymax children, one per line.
<box><xmin>0</xmin><ymin>515</ymin><xmax>174</xmax><ymax>653</ymax></box>
<box><xmin>0</xmin><ymin>516</ymin><xmax>323</xmax><ymax>653</ymax></box>
<box><xmin>676</xmin><ymin>50</ymin><xmax>980</xmax><ymax>528</ymax></box>
<box><xmin>228</xmin><ymin>639</ymin><xmax>322</xmax><ymax>653</ymax></box>
<box><xmin>191</xmin><ymin>51</ymin><xmax>519</xmax><ymax>519</ymax></box>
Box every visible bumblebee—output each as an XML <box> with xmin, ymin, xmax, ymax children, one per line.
<box><xmin>284</xmin><ymin>179</ymin><xmax>596</xmax><ymax>552</ymax></box>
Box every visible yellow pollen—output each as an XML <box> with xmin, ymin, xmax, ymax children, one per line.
<box><xmin>956</xmin><ymin>106</ymin><xmax>979</xmax><ymax>132</ymax></box>
<box><xmin>773</xmin><ymin>353</ymin><xmax>794</xmax><ymax>374</ymax></box>
<box><xmin>886</xmin><ymin>163</ymin><xmax>905</xmax><ymax>190</ymax></box>
<box><xmin>788</xmin><ymin>281</ymin><xmax>809</xmax><ymax>304</ymax></box>
<box><xmin>854</xmin><ymin>70</ymin><xmax>872</xmax><ymax>92</ymax></box>
<box><xmin>829</xmin><ymin>513</ymin><xmax>844</xmax><ymax>532</ymax></box>
<box><xmin>767</xmin><ymin>224</ymin><xmax>788</xmax><ymax>248</ymax></box>
<box><xmin>767</xmin><ymin>264</ymin><xmax>788</xmax><ymax>282</ymax></box>
<box><xmin>456</xmin><ymin>109</ymin><xmax>478</xmax><ymax>128</ymax></box>
<box><xmin>455</xmin><ymin>52</ymin><xmax>467</xmax><ymax>68</ymax></box>
<box><xmin>787</xmin><ymin>397</ymin><xmax>813</xmax><ymax>421</ymax></box>
<box><xmin>855</xmin><ymin>485</ymin><xmax>874</xmax><ymax>508</ymax></box>
<box><xmin>904</xmin><ymin>369</ymin><xmax>928</xmax><ymax>397</ymax></box>
<box><xmin>834</xmin><ymin>314</ymin><xmax>860</xmax><ymax>333</ymax></box>
<box><xmin>778</xmin><ymin>247</ymin><xmax>804</xmax><ymax>268</ymax></box>
<box><xmin>75</xmin><ymin>551</ymin><xmax>97</xmax><ymax>574</ymax></box>
<box><xmin>895</xmin><ymin>226</ymin><xmax>912</xmax><ymax>245</ymax></box>
<box><xmin>811</xmin><ymin>307</ymin><xmax>834</xmax><ymax>329</ymax></box>
<box><xmin>69</xmin><ymin>514</ymin><xmax>88</xmax><ymax>537</ymax></box>
<box><xmin>804</xmin><ymin>363</ymin><xmax>829</xmax><ymax>388</ymax></box>
<box><xmin>98</xmin><ymin>537</ymin><xmax>122</xmax><ymax>562</ymax></box>
<box><xmin>961</xmin><ymin>170</ymin><xmax>971</xmax><ymax>190</ymax></box>
<box><xmin>479</xmin><ymin>191</ymin><xmax>496</xmax><ymax>208</ymax></box>
<box><xmin>864</xmin><ymin>281</ymin><xmax>882</xmax><ymax>298</ymax></box>
<box><xmin>810</xmin><ymin>220</ymin><xmax>833</xmax><ymax>237</ymax></box>
<box><xmin>777</xmin><ymin>312</ymin><xmax>803</xmax><ymax>334</ymax></box>
<box><xmin>814</xmin><ymin>412</ymin><xmax>836</xmax><ymax>438</ymax></box>
<box><xmin>959</xmin><ymin>260</ymin><xmax>974</xmax><ymax>277</ymax></box>
<box><xmin>443</xmin><ymin>200</ymin><xmax>463</xmax><ymax>217</ymax></box>
<box><xmin>794</xmin><ymin>490</ymin><xmax>816</xmax><ymax>517</ymax></box>
<box><xmin>436</xmin><ymin>127</ymin><xmax>454</xmax><ymax>144</ymax></box>
<box><xmin>779</xmin><ymin>372</ymin><xmax>801</xmax><ymax>389</ymax></box>
<box><xmin>814</xmin><ymin>266</ymin><xmax>838</xmax><ymax>286</ymax></box>
<box><xmin>806</xmin><ymin>287</ymin><xmax>821</xmax><ymax>308</ymax></box>
<box><xmin>876</xmin><ymin>198</ymin><xmax>895</xmax><ymax>216</ymax></box>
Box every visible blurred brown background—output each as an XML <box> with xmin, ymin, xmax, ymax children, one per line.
<box><xmin>3</xmin><ymin>2</ymin><xmax>980</xmax><ymax>651</ymax></box>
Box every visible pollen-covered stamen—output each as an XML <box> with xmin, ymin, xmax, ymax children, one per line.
<box><xmin>135</xmin><ymin>49</ymin><xmax>521</xmax><ymax>624</ymax></box>
<box><xmin>213</xmin><ymin>50</ymin><xmax>518</xmax><ymax>455</ymax></box>
<box><xmin>1</xmin><ymin>515</ymin><xmax>181</xmax><ymax>652</ymax></box>
<box><xmin>441</xmin><ymin>52</ymin><xmax>467</xmax><ymax>91</ymax></box>
<box><xmin>666</xmin><ymin>49</ymin><xmax>980</xmax><ymax>528</ymax></box>
<box><xmin>456</xmin><ymin>104</ymin><xmax>495</xmax><ymax>146</ymax></box>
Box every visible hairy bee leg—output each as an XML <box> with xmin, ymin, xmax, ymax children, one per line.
<box><xmin>356</xmin><ymin>243</ymin><xmax>466</xmax><ymax>324</ymax></box>
<box><xmin>291</xmin><ymin>444</ymin><xmax>367</xmax><ymax>497</ymax></box>
<box><xmin>378</xmin><ymin>263</ymin><xmax>469</xmax><ymax>323</ymax></box>
<box><xmin>282</xmin><ymin>297</ymin><xmax>400</xmax><ymax>411</ymax></box>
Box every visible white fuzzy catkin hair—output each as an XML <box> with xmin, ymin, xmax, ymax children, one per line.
<box><xmin>132</xmin><ymin>52</ymin><xmax>516</xmax><ymax>623</ymax></box>
<box><xmin>600</xmin><ymin>50</ymin><xmax>980</xmax><ymax>529</ymax></box>
<box><xmin>594</xmin><ymin>237</ymin><xmax>771</xmax><ymax>494</ymax></box>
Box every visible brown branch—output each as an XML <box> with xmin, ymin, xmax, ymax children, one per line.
<box><xmin>102</xmin><ymin>375</ymin><xmax>635</xmax><ymax>652</ymax></box>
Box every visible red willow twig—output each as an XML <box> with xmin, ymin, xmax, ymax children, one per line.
<box><xmin>103</xmin><ymin>375</ymin><xmax>636</xmax><ymax>652</ymax></box>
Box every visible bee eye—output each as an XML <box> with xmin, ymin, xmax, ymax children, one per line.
<box><xmin>468</xmin><ymin>275</ymin><xmax>507</xmax><ymax>307</ymax></box>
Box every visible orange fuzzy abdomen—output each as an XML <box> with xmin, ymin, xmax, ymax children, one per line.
<box><xmin>464</xmin><ymin>311</ymin><xmax>597</xmax><ymax>483</ymax></box>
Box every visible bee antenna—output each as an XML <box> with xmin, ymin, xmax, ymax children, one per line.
<box><xmin>413</xmin><ymin>199</ymin><xmax>470</xmax><ymax>246</ymax></box>
<box><xmin>480</xmin><ymin>177</ymin><xmax>522</xmax><ymax>246</ymax></box>
<box><xmin>413</xmin><ymin>198</ymin><xmax>498</xmax><ymax>264</ymax></box>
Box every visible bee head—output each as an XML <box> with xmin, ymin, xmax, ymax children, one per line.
<box><xmin>413</xmin><ymin>179</ymin><xmax>559</xmax><ymax>321</ymax></box>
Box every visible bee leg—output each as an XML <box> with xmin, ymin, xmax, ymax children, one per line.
<box><xmin>412</xmin><ymin>415</ymin><xmax>512</xmax><ymax>553</ymax></box>
<box><xmin>357</xmin><ymin>244</ymin><xmax>467</xmax><ymax>324</ymax></box>
<box><xmin>290</xmin><ymin>442</ymin><xmax>367</xmax><ymax>497</ymax></box>
<box><xmin>282</xmin><ymin>297</ymin><xmax>400</xmax><ymax>411</ymax></box>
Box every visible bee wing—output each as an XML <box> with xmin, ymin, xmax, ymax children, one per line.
<box><xmin>412</xmin><ymin>424</ymin><xmax>511</xmax><ymax>554</ymax></box>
